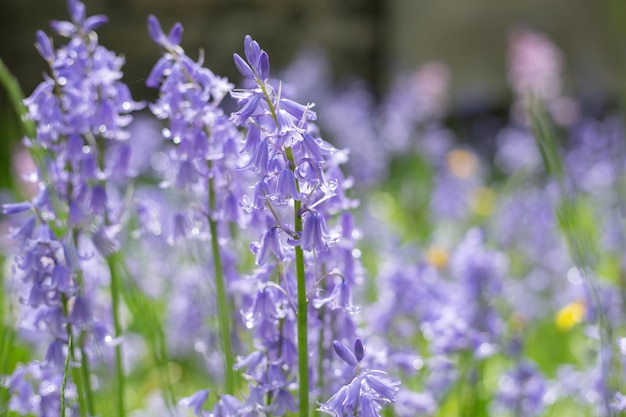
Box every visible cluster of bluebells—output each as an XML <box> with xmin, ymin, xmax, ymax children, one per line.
<box><xmin>4</xmin><ymin>3</ymin><xmax>626</xmax><ymax>417</ymax></box>
<box><xmin>146</xmin><ymin>14</ymin><xmax>242</xmax><ymax>216</ymax></box>
<box><xmin>219</xmin><ymin>34</ymin><xmax>368</xmax><ymax>414</ymax></box>
<box><xmin>137</xmin><ymin>17</ymin><xmax>379</xmax><ymax>417</ymax></box>
<box><xmin>2</xmin><ymin>0</ymin><xmax>142</xmax><ymax>415</ymax></box>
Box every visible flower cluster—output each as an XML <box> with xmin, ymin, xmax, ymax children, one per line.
<box><xmin>220</xmin><ymin>35</ymin><xmax>369</xmax><ymax>415</ymax></box>
<box><xmin>5</xmin><ymin>4</ymin><xmax>626</xmax><ymax>417</ymax></box>
<box><xmin>2</xmin><ymin>0</ymin><xmax>141</xmax><ymax>414</ymax></box>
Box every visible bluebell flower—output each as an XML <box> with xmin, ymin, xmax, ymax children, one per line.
<box><xmin>493</xmin><ymin>361</ymin><xmax>546</xmax><ymax>417</ymax></box>
<box><xmin>254</xmin><ymin>227</ymin><xmax>286</xmax><ymax>266</ymax></box>
<box><xmin>300</xmin><ymin>210</ymin><xmax>330</xmax><ymax>252</ymax></box>
<box><xmin>179</xmin><ymin>389</ymin><xmax>210</xmax><ymax>417</ymax></box>
<box><xmin>333</xmin><ymin>340</ymin><xmax>358</xmax><ymax>366</ymax></box>
<box><xmin>611</xmin><ymin>392</ymin><xmax>626</xmax><ymax>412</ymax></box>
<box><xmin>313</xmin><ymin>279</ymin><xmax>358</xmax><ymax>313</ymax></box>
<box><xmin>265</xmin><ymin>388</ymin><xmax>298</xmax><ymax>415</ymax></box>
<box><xmin>6</xmin><ymin>362</ymin><xmax>77</xmax><ymax>417</ymax></box>
<box><xmin>44</xmin><ymin>339</ymin><xmax>67</xmax><ymax>369</ymax></box>
<box><xmin>320</xmin><ymin>338</ymin><xmax>399</xmax><ymax>417</ymax></box>
<box><xmin>211</xmin><ymin>394</ymin><xmax>244</xmax><ymax>416</ymax></box>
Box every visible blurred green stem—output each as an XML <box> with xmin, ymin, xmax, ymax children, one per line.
<box><xmin>529</xmin><ymin>96</ymin><xmax>620</xmax><ymax>414</ymax></box>
<box><xmin>107</xmin><ymin>252</ymin><xmax>126</xmax><ymax>417</ymax></box>
<box><xmin>208</xmin><ymin>169</ymin><xmax>237</xmax><ymax>394</ymax></box>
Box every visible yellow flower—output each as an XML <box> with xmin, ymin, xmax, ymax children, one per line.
<box><xmin>426</xmin><ymin>246</ymin><xmax>449</xmax><ymax>269</ymax></box>
<box><xmin>446</xmin><ymin>149</ymin><xmax>479</xmax><ymax>178</ymax></box>
<box><xmin>471</xmin><ymin>187</ymin><xmax>495</xmax><ymax>217</ymax></box>
<box><xmin>555</xmin><ymin>299</ymin><xmax>586</xmax><ymax>330</ymax></box>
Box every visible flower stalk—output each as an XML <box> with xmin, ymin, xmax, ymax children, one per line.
<box><xmin>107</xmin><ymin>252</ymin><xmax>126</xmax><ymax>417</ymax></box>
<box><xmin>208</xmin><ymin>171</ymin><xmax>237</xmax><ymax>394</ymax></box>
<box><xmin>286</xmin><ymin>147</ymin><xmax>310</xmax><ymax>417</ymax></box>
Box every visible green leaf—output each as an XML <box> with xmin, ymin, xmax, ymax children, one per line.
<box><xmin>0</xmin><ymin>56</ymin><xmax>35</xmax><ymax>140</ymax></box>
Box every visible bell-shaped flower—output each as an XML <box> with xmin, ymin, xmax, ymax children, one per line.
<box><xmin>179</xmin><ymin>389</ymin><xmax>210</xmax><ymax>417</ymax></box>
<box><xmin>300</xmin><ymin>210</ymin><xmax>329</xmax><ymax>252</ymax></box>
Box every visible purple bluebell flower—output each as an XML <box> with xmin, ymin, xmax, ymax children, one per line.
<box><xmin>6</xmin><ymin>361</ymin><xmax>78</xmax><ymax>417</ymax></box>
<box><xmin>333</xmin><ymin>340</ymin><xmax>358</xmax><ymax>367</ymax></box>
<box><xmin>611</xmin><ymin>392</ymin><xmax>626</xmax><ymax>412</ymax></box>
<box><xmin>493</xmin><ymin>361</ymin><xmax>546</xmax><ymax>417</ymax></box>
<box><xmin>300</xmin><ymin>210</ymin><xmax>330</xmax><ymax>252</ymax></box>
<box><xmin>313</xmin><ymin>278</ymin><xmax>358</xmax><ymax>312</ymax></box>
<box><xmin>254</xmin><ymin>227</ymin><xmax>286</xmax><ymax>266</ymax></box>
<box><xmin>179</xmin><ymin>389</ymin><xmax>210</xmax><ymax>417</ymax></box>
<box><xmin>266</xmin><ymin>388</ymin><xmax>298</xmax><ymax>415</ymax></box>
<box><xmin>320</xmin><ymin>338</ymin><xmax>399</xmax><ymax>416</ymax></box>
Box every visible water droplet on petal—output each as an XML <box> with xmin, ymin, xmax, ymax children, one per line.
<box><xmin>412</xmin><ymin>358</ymin><xmax>424</xmax><ymax>370</ymax></box>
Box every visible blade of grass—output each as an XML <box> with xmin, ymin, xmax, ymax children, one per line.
<box><xmin>0</xmin><ymin>57</ymin><xmax>35</xmax><ymax>141</ymax></box>
<box><xmin>112</xmin><ymin>252</ymin><xmax>178</xmax><ymax>412</ymax></box>
<box><xmin>528</xmin><ymin>95</ymin><xmax>620</xmax><ymax>415</ymax></box>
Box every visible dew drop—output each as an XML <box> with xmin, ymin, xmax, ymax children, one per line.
<box><xmin>585</xmin><ymin>390</ymin><xmax>599</xmax><ymax>404</ymax></box>
<box><xmin>41</xmin><ymin>381</ymin><xmax>56</xmax><ymax>394</ymax></box>
<box><xmin>412</xmin><ymin>358</ymin><xmax>424</xmax><ymax>370</ymax></box>
<box><xmin>567</xmin><ymin>267</ymin><xmax>582</xmax><ymax>285</ymax></box>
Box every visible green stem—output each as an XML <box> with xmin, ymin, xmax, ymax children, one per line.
<box><xmin>107</xmin><ymin>252</ymin><xmax>125</xmax><ymax>417</ymax></box>
<box><xmin>79</xmin><ymin>338</ymin><xmax>96</xmax><ymax>417</ymax></box>
<box><xmin>259</xmin><ymin>78</ymin><xmax>309</xmax><ymax>415</ymax></box>
<box><xmin>61</xmin><ymin>333</ymin><xmax>73</xmax><ymax>417</ymax></box>
<box><xmin>295</xmin><ymin>233</ymin><xmax>308</xmax><ymax>417</ymax></box>
<box><xmin>0</xmin><ymin>336</ymin><xmax>11</xmax><ymax>414</ymax></box>
<box><xmin>208</xmin><ymin>174</ymin><xmax>236</xmax><ymax>394</ymax></box>
<box><xmin>63</xmin><ymin>324</ymin><xmax>87</xmax><ymax>417</ymax></box>
<box><xmin>60</xmin><ymin>292</ymin><xmax>88</xmax><ymax>417</ymax></box>
<box><xmin>285</xmin><ymin>146</ymin><xmax>309</xmax><ymax>417</ymax></box>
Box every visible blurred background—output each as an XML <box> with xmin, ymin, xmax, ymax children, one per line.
<box><xmin>2</xmin><ymin>0</ymin><xmax>626</xmax><ymax>103</ymax></box>
<box><xmin>1</xmin><ymin>0</ymin><xmax>626</xmax><ymax>177</ymax></box>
